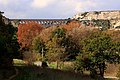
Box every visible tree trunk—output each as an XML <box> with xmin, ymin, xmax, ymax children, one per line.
<box><xmin>90</xmin><ymin>69</ymin><xmax>97</xmax><ymax>78</ymax></box>
<box><xmin>56</xmin><ymin>61</ymin><xmax>59</xmax><ymax>69</ymax></box>
<box><xmin>99</xmin><ymin>62</ymin><xmax>105</xmax><ymax>77</ymax></box>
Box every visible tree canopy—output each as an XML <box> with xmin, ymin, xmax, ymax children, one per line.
<box><xmin>17</xmin><ymin>22</ymin><xmax>43</xmax><ymax>50</ymax></box>
<box><xmin>76</xmin><ymin>31</ymin><xmax>120</xmax><ymax>77</ymax></box>
<box><xmin>0</xmin><ymin>14</ymin><xmax>20</xmax><ymax>67</ymax></box>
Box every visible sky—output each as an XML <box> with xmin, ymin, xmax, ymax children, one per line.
<box><xmin>0</xmin><ymin>0</ymin><xmax>120</xmax><ymax>19</ymax></box>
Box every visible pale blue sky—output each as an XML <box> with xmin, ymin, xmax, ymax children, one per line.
<box><xmin>0</xmin><ymin>0</ymin><xmax>120</xmax><ymax>19</ymax></box>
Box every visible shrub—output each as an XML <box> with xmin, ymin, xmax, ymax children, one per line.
<box><xmin>23</xmin><ymin>51</ymin><xmax>42</xmax><ymax>64</ymax></box>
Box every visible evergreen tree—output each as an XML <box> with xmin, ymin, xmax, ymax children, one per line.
<box><xmin>0</xmin><ymin>13</ymin><xmax>20</xmax><ymax>67</ymax></box>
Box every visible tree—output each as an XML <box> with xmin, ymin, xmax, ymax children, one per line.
<box><xmin>32</xmin><ymin>26</ymin><xmax>58</xmax><ymax>61</ymax></box>
<box><xmin>0</xmin><ymin>13</ymin><xmax>20</xmax><ymax>67</ymax></box>
<box><xmin>64</xmin><ymin>25</ymin><xmax>95</xmax><ymax>60</ymax></box>
<box><xmin>61</xmin><ymin>35</ymin><xmax>80</xmax><ymax>60</ymax></box>
<box><xmin>32</xmin><ymin>37</ymin><xmax>45</xmax><ymax>53</ymax></box>
<box><xmin>17</xmin><ymin>22</ymin><xmax>43</xmax><ymax>50</ymax></box>
<box><xmin>45</xmin><ymin>38</ymin><xmax>66</xmax><ymax>62</ymax></box>
<box><xmin>62</xmin><ymin>20</ymin><xmax>81</xmax><ymax>31</ymax></box>
<box><xmin>45</xmin><ymin>28</ymin><xmax>67</xmax><ymax>68</ymax></box>
<box><xmin>106</xmin><ymin>30</ymin><xmax>120</xmax><ymax>42</ymax></box>
<box><xmin>93</xmin><ymin>20</ymin><xmax>110</xmax><ymax>30</ymax></box>
<box><xmin>50</xmin><ymin>27</ymin><xmax>80</xmax><ymax>60</ymax></box>
<box><xmin>32</xmin><ymin>37</ymin><xmax>46</xmax><ymax>61</ymax></box>
<box><xmin>76</xmin><ymin>31</ymin><xmax>120</xmax><ymax>77</ymax></box>
<box><xmin>38</xmin><ymin>26</ymin><xmax>57</xmax><ymax>43</ymax></box>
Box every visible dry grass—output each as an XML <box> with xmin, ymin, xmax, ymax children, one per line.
<box><xmin>105</xmin><ymin>64</ymin><xmax>120</xmax><ymax>77</ymax></box>
<box><xmin>15</xmin><ymin>66</ymin><xmax>95</xmax><ymax>80</ymax></box>
<box><xmin>13</xmin><ymin>59</ymin><xmax>120</xmax><ymax>80</ymax></box>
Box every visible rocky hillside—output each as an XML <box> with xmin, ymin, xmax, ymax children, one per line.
<box><xmin>72</xmin><ymin>10</ymin><xmax>120</xmax><ymax>29</ymax></box>
<box><xmin>73</xmin><ymin>10</ymin><xmax>120</xmax><ymax>20</ymax></box>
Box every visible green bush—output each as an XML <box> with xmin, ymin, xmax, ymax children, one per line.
<box><xmin>49</xmin><ymin>62</ymin><xmax>57</xmax><ymax>69</ymax></box>
<box><xmin>59</xmin><ymin>62</ymin><xmax>75</xmax><ymax>71</ymax></box>
<box><xmin>23</xmin><ymin>51</ymin><xmax>42</xmax><ymax>64</ymax></box>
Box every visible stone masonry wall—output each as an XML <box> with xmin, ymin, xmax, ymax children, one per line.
<box><xmin>73</xmin><ymin>10</ymin><xmax>120</xmax><ymax>20</ymax></box>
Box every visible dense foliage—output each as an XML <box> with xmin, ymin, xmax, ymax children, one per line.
<box><xmin>17</xmin><ymin>22</ymin><xmax>43</xmax><ymax>50</ymax></box>
<box><xmin>16</xmin><ymin>19</ymin><xmax>120</xmax><ymax>78</ymax></box>
<box><xmin>0</xmin><ymin>14</ymin><xmax>20</xmax><ymax>67</ymax></box>
<box><xmin>76</xmin><ymin>31</ymin><xmax>120</xmax><ymax>77</ymax></box>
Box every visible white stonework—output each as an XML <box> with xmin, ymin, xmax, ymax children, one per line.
<box><xmin>73</xmin><ymin>10</ymin><xmax>120</xmax><ymax>20</ymax></box>
<box><xmin>73</xmin><ymin>10</ymin><xmax>120</xmax><ymax>29</ymax></box>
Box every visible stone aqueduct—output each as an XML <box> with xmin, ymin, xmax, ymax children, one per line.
<box><xmin>0</xmin><ymin>11</ymin><xmax>68</xmax><ymax>27</ymax></box>
<box><xmin>10</xmin><ymin>19</ymin><xmax>68</xmax><ymax>27</ymax></box>
<box><xmin>1</xmin><ymin>11</ymin><xmax>120</xmax><ymax>29</ymax></box>
<box><xmin>10</xmin><ymin>19</ymin><xmax>120</xmax><ymax>29</ymax></box>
